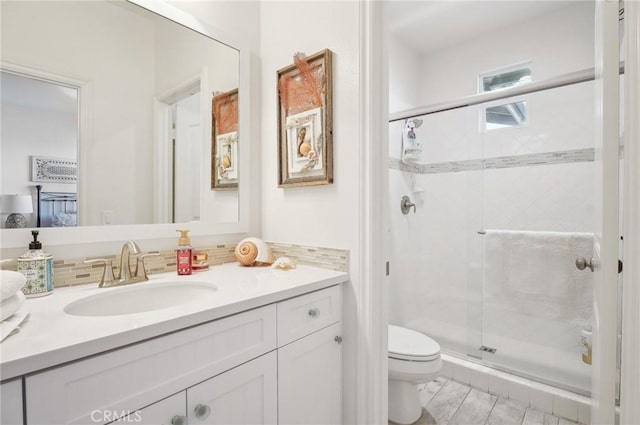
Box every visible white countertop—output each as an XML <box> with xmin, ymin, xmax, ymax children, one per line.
<box><xmin>0</xmin><ymin>263</ymin><xmax>348</xmax><ymax>380</ymax></box>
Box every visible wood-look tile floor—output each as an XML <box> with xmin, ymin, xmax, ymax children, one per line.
<box><xmin>390</xmin><ymin>377</ymin><xmax>586</xmax><ymax>425</ymax></box>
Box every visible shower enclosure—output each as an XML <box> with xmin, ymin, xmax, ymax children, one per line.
<box><xmin>388</xmin><ymin>69</ymin><xmax>621</xmax><ymax>399</ymax></box>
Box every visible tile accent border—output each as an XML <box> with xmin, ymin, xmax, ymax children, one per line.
<box><xmin>389</xmin><ymin>148</ymin><xmax>595</xmax><ymax>175</ymax></box>
<box><xmin>267</xmin><ymin>242</ymin><xmax>348</xmax><ymax>272</ymax></box>
<box><xmin>0</xmin><ymin>242</ymin><xmax>348</xmax><ymax>288</ymax></box>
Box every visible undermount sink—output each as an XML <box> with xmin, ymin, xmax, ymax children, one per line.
<box><xmin>64</xmin><ymin>281</ymin><xmax>217</xmax><ymax>317</ymax></box>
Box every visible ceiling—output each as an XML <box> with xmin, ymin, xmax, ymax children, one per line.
<box><xmin>1</xmin><ymin>71</ymin><xmax>77</xmax><ymax>114</ymax></box>
<box><xmin>388</xmin><ymin>1</ymin><xmax>577</xmax><ymax>55</ymax></box>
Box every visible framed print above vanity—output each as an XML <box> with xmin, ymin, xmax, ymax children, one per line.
<box><xmin>277</xmin><ymin>49</ymin><xmax>333</xmax><ymax>188</ymax></box>
<box><xmin>0</xmin><ymin>0</ymin><xmax>251</xmax><ymax>248</ymax></box>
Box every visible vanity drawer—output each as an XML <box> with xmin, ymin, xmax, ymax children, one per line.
<box><xmin>277</xmin><ymin>285</ymin><xmax>341</xmax><ymax>346</ymax></box>
<box><xmin>25</xmin><ymin>305</ymin><xmax>276</xmax><ymax>425</ymax></box>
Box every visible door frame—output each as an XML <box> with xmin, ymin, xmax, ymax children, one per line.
<box><xmin>358</xmin><ymin>1</ymin><xmax>640</xmax><ymax>424</ymax></box>
<box><xmin>153</xmin><ymin>73</ymin><xmax>203</xmax><ymax>224</ymax></box>
<box><xmin>357</xmin><ymin>1</ymin><xmax>389</xmax><ymax>424</ymax></box>
<box><xmin>592</xmin><ymin>1</ymin><xmax>621</xmax><ymax>423</ymax></box>
<box><xmin>620</xmin><ymin>1</ymin><xmax>640</xmax><ymax>423</ymax></box>
<box><xmin>0</xmin><ymin>61</ymin><xmax>91</xmax><ymax>226</ymax></box>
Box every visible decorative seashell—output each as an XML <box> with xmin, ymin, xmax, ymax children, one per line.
<box><xmin>222</xmin><ymin>155</ymin><xmax>231</xmax><ymax>169</ymax></box>
<box><xmin>299</xmin><ymin>142</ymin><xmax>312</xmax><ymax>157</ymax></box>
<box><xmin>234</xmin><ymin>237</ymin><xmax>273</xmax><ymax>267</ymax></box>
<box><xmin>272</xmin><ymin>257</ymin><xmax>296</xmax><ymax>270</ymax></box>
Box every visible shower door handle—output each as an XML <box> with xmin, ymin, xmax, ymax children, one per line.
<box><xmin>575</xmin><ymin>256</ymin><xmax>595</xmax><ymax>272</ymax></box>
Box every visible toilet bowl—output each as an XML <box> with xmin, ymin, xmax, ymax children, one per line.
<box><xmin>388</xmin><ymin>325</ymin><xmax>442</xmax><ymax>424</ymax></box>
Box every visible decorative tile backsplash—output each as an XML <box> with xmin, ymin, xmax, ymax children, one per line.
<box><xmin>389</xmin><ymin>148</ymin><xmax>595</xmax><ymax>174</ymax></box>
<box><xmin>0</xmin><ymin>242</ymin><xmax>348</xmax><ymax>288</ymax></box>
<box><xmin>268</xmin><ymin>242</ymin><xmax>348</xmax><ymax>272</ymax></box>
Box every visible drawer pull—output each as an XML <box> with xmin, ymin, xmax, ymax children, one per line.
<box><xmin>308</xmin><ymin>308</ymin><xmax>320</xmax><ymax>317</ymax></box>
<box><xmin>171</xmin><ymin>415</ymin><xmax>188</xmax><ymax>425</ymax></box>
<box><xmin>335</xmin><ymin>336</ymin><xmax>343</xmax><ymax>344</ymax></box>
<box><xmin>194</xmin><ymin>404</ymin><xmax>211</xmax><ymax>420</ymax></box>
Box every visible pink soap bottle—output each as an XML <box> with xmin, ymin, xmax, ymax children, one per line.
<box><xmin>176</xmin><ymin>229</ymin><xmax>192</xmax><ymax>275</ymax></box>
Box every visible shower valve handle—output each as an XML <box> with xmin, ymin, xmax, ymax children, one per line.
<box><xmin>401</xmin><ymin>196</ymin><xmax>416</xmax><ymax>215</ymax></box>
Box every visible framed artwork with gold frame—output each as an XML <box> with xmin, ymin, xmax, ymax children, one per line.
<box><xmin>277</xmin><ymin>49</ymin><xmax>333</xmax><ymax>188</ymax></box>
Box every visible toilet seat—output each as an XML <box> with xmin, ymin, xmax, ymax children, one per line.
<box><xmin>388</xmin><ymin>325</ymin><xmax>441</xmax><ymax>362</ymax></box>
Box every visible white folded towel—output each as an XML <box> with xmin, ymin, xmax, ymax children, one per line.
<box><xmin>0</xmin><ymin>270</ymin><xmax>26</xmax><ymax>301</ymax></box>
<box><xmin>1</xmin><ymin>308</ymin><xmax>29</xmax><ymax>342</ymax></box>
<box><xmin>0</xmin><ymin>291</ymin><xmax>26</xmax><ymax>322</ymax></box>
<box><xmin>483</xmin><ymin>230</ymin><xmax>593</xmax><ymax>327</ymax></box>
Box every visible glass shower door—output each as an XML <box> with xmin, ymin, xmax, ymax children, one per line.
<box><xmin>477</xmin><ymin>80</ymin><xmax>597</xmax><ymax>394</ymax></box>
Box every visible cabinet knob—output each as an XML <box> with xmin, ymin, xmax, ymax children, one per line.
<box><xmin>334</xmin><ymin>336</ymin><xmax>343</xmax><ymax>343</ymax></box>
<box><xmin>194</xmin><ymin>404</ymin><xmax>211</xmax><ymax>420</ymax></box>
<box><xmin>171</xmin><ymin>415</ymin><xmax>188</xmax><ymax>425</ymax></box>
<box><xmin>308</xmin><ymin>308</ymin><xmax>320</xmax><ymax>317</ymax></box>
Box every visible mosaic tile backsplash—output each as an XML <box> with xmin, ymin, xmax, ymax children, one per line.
<box><xmin>0</xmin><ymin>242</ymin><xmax>348</xmax><ymax>288</ymax></box>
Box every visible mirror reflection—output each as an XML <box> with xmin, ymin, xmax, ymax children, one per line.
<box><xmin>0</xmin><ymin>0</ymin><xmax>240</xmax><ymax>229</ymax></box>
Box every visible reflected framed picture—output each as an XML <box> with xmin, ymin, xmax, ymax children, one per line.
<box><xmin>277</xmin><ymin>49</ymin><xmax>333</xmax><ymax>187</ymax></box>
<box><xmin>214</xmin><ymin>131</ymin><xmax>238</xmax><ymax>187</ymax></box>
<box><xmin>212</xmin><ymin>88</ymin><xmax>239</xmax><ymax>189</ymax></box>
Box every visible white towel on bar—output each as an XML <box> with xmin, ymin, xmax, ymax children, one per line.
<box><xmin>483</xmin><ymin>229</ymin><xmax>594</xmax><ymax>327</ymax></box>
<box><xmin>0</xmin><ymin>270</ymin><xmax>26</xmax><ymax>301</ymax></box>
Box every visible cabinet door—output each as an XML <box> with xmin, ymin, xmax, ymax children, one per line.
<box><xmin>110</xmin><ymin>392</ymin><xmax>186</xmax><ymax>425</ymax></box>
<box><xmin>26</xmin><ymin>305</ymin><xmax>276</xmax><ymax>425</ymax></box>
<box><xmin>278</xmin><ymin>322</ymin><xmax>342</xmax><ymax>425</ymax></box>
<box><xmin>187</xmin><ymin>351</ymin><xmax>277</xmax><ymax>425</ymax></box>
<box><xmin>0</xmin><ymin>379</ymin><xmax>23</xmax><ymax>425</ymax></box>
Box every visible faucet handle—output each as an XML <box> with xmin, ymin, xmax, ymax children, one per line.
<box><xmin>135</xmin><ymin>252</ymin><xmax>160</xmax><ymax>280</ymax></box>
<box><xmin>84</xmin><ymin>259</ymin><xmax>115</xmax><ymax>288</ymax></box>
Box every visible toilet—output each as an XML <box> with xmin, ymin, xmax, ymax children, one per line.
<box><xmin>388</xmin><ymin>325</ymin><xmax>442</xmax><ymax>424</ymax></box>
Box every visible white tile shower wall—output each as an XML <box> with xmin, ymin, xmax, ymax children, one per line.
<box><xmin>388</xmin><ymin>168</ymin><xmax>471</xmax><ymax>355</ymax></box>
<box><xmin>389</xmin><ymin>160</ymin><xmax>595</xmax><ymax>392</ymax></box>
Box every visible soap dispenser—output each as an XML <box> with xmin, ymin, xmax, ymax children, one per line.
<box><xmin>17</xmin><ymin>230</ymin><xmax>54</xmax><ymax>297</ymax></box>
<box><xmin>176</xmin><ymin>229</ymin><xmax>192</xmax><ymax>275</ymax></box>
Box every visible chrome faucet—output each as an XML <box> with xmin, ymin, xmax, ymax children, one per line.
<box><xmin>84</xmin><ymin>241</ymin><xmax>159</xmax><ymax>288</ymax></box>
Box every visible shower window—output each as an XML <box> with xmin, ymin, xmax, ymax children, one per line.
<box><xmin>480</xmin><ymin>63</ymin><xmax>531</xmax><ymax>131</ymax></box>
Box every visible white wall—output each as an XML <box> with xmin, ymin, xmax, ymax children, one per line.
<box><xmin>419</xmin><ymin>2</ymin><xmax>594</xmax><ymax>105</ymax></box>
<box><xmin>259</xmin><ymin>2</ymin><xmax>360</xmax><ymax>423</ymax></box>
<box><xmin>389</xmin><ymin>35</ymin><xmax>422</xmax><ymax>114</ymax></box>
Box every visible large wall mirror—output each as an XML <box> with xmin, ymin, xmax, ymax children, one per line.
<box><xmin>0</xmin><ymin>0</ymin><xmax>249</xmax><ymax>247</ymax></box>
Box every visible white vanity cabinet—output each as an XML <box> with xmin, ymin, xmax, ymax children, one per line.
<box><xmin>278</xmin><ymin>323</ymin><xmax>343</xmax><ymax>425</ymax></box>
<box><xmin>187</xmin><ymin>351</ymin><xmax>277</xmax><ymax>424</ymax></box>
<box><xmin>277</xmin><ymin>285</ymin><xmax>343</xmax><ymax>425</ymax></box>
<box><xmin>19</xmin><ymin>284</ymin><xmax>342</xmax><ymax>425</ymax></box>
<box><xmin>25</xmin><ymin>305</ymin><xmax>277</xmax><ymax>425</ymax></box>
<box><xmin>0</xmin><ymin>379</ymin><xmax>23</xmax><ymax>425</ymax></box>
<box><xmin>111</xmin><ymin>393</ymin><xmax>186</xmax><ymax>425</ymax></box>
